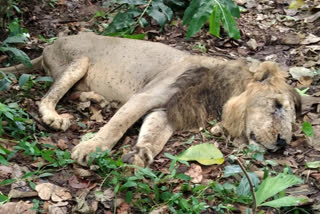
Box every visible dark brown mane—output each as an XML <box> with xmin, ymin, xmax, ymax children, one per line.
<box><xmin>166</xmin><ymin>61</ymin><xmax>253</xmax><ymax>131</ymax></box>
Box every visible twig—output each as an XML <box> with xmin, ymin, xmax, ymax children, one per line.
<box><xmin>0</xmin><ymin>138</ymin><xmax>19</xmax><ymax>143</ymax></box>
<box><xmin>26</xmin><ymin>110</ymin><xmax>52</xmax><ymax>131</ymax></box>
<box><xmin>137</xmin><ymin>0</ymin><xmax>153</xmax><ymax>23</ymax></box>
<box><xmin>236</xmin><ymin>157</ymin><xmax>257</xmax><ymax>214</ymax></box>
<box><xmin>106</xmin><ymin>4</ymin><xmax>125</xmax><ymax>15</ymax></box>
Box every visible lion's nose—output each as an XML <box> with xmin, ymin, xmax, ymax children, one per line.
<box><xmin>277</xmin><ymin>135</ymin><xmax>287</xmax><ymax>147</ymax></box>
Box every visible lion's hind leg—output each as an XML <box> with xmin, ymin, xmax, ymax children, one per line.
<box><xmin>39</xmin><ymin>57</ymin><xmax>89</xmax><ymax>131</ymax></box>
<box><xmin>122</xmin><ymin>110</ymin><xmax>174</xmax><ymax>167</ymax></box>
<box><xmin>79</xmin><ymin>91</ymin><xmax>108</xmax><ymax>108</ymax></box>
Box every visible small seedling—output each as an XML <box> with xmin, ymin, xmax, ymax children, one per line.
<box><xmin>192</xmin><ymin>42</ymin><xmax>207</xmax><ymax>53</ymax></box>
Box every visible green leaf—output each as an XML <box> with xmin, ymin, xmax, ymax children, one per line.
<box><xmin>219</xmin><ymin>0</ymin><xmax>240</xmax><ymax>18</ymax></box>
<box><xmin>236</xmin><ymin>172</ymin><xmax>260</xmax><ymax>196</ymax></box>
<box><xmin>209</xmin><ymin>4</ymin><xmax>222</xmax><ymax>37</ymax></box>
<box><xmin>185</xmin><ymin>136</ymin><xmax>194</xmax><ymax>145</ymax></box>
<box><xmin>302</xmin><ymin>121</ymin><xmax>314</xmax><ymax>137</ymax></box>
<box><xmin>125</xmin><ymin>191</ymin><xmax>133</xmax><ymax>203</ymax></box>
<box><xmin>295</xmin><ymin>88</ymin><xmax>309</xmax><ymax>96</ymax></box>
<box><xmin>260</xmin><ymin>196</ymin><xmax>307</xmax><ymax>208</ymax></box>
<box><xmin>19</xmin><ymin>74</ymin><xmax>31</xmax><ymax>88</ymax></box>
<box><xmin>0</xmin><ymin>155</ymin><xmax>9</xmax><ymax>166</ymax></box>
<box><xmin>122</xmin><ymin>34</ymin><xmax>146</xmax><ymax>40</ymax></box>
<box><xmin>22</xmin><ymin>171</ymin><xmax>36</xmax><ymax>179</ymax></box>
<box><xmin>80</xmin><ymin>132</ymin><xmax>96</xmax><ymax>142</ymax></box>
<box><xmin>255</xmin><ymin>173</ymin><xmax>303</xmax><ymax>206</ymax></box>
<box><xmin>122</xmin><ymin>181</ymin><xmax>137</xmax><ymax>188</ymax></box>
<box><xmin>178</xmin><ymin>143</ymin><xmax>224</xmax><ymax>165</ymax></box>
<box><xmin>35</xmin><ymin>76</ymin><xmax>54</xmax><ymax>82</ymax></box>
<box><xmin>183</xmin><ymin>0</ymin><xmax>216</xmax><ymax>38</ymax></box>
<box><xmin>147</xmin><ymin>0</ymin><xmax>173</xmax><ymax>28</ymax></box>
<box><xmin>175</xmin><ymin>173</ymin><xmax>191</xmax><ymax>181</ymax></box>
<box><xmin>117</xmin><ymin>0</ymin><xmax>147</xmax><ymax>5</ymax></box>
<box><xmin>0</xmin><ymin>194</ymin><xmax>9</xmax><ymax>203</ymax></box>
<box><xmin>306</xmin><ymin>161</ymin><xmax>320</xmax><ymax>169</ymax></box>
<box><xmin>179</xmin><ymin>198</ymin><xmax>190</xmax><ymax>210</ymax></box>
<box><xmin>3</xmin><ymin>34</ymin><xmax>29</xmax><ymax>45</ymax></box>
<box><xmin>220</xmin><ymin>5</ymin><xmax>240</xmax><ymax>39</ymax></box>
<box><xmin>183</xmin><ymin>0</ymin><xmax>240</xmax><ymax>39</ymax></box>
<box><xmin>0</xmin><ymin>178</ymin><xmax>17</xmax><ymax>186</ymax></box>
<box><xmin>104</xmin><ymin>8</ymin><xmax>140</xmax><ymax>35</ymax></box>
<box><xmin>0</xmin><ymin>78</ymin><xmax>12</xmax><ymax>91</ymax></box>
<box><xmin>168</xmin><ymin>0</ymin><xmax>186</xmax><ymax>7</ymax></box>
<box><xmin>224</xmin><ymin>165</ymin><xmax>242</xmax><ymax>177</ymax></box>
<box><xmin>0</xmin><ymin>47</ymin><xmax>31</xmax><ymax>67</ymax></box>
<box><xmin>29</xmin><ymin>181</ymin><xmax>36</xmax><ymax>190</ymax></box>
<box><xmin>38</xmin><ymin>172</ymin><xmax>54</xmax><ymax>178</ymax></box>
<box><xmin>288</xmin><ymin>0</ymin><xmax>305</xmax><ymax>9</ymax></box>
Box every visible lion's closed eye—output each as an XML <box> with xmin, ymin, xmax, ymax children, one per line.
<box><xmin>275</xmin><ymin>99</ymin><xmax>282</xmax><ymax>110</ymax></box>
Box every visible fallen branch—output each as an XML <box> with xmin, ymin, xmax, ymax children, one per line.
<box><xmin>236</xmin><ymin>157</ymin><xmax>257</xmax><ymax>214</ymax></box>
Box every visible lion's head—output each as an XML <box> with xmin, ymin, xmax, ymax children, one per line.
<box><xmin>222</xmin><ymin>62</ymin><xmax>301</xmax><ymax>151</ymax></box>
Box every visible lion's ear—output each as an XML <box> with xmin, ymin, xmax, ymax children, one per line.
<box><xmin>253</xmin><ymin>61</ymin><xmax>284</xmax><ymax>84</ymax></box>
<box><xmin>222</xmin><ymin>92</ymin><xmax>248</xmax><ymax>138</ymax></box>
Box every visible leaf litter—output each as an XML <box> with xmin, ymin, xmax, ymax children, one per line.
<box><xmin>0</xmin><ymin>0</ymin><xmax>320</xmax><ymax>213</ymax></box>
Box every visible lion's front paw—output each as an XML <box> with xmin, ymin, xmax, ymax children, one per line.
<box><xmin>42</xmin><ymin>113</ymin><xmax>71</xmax><ymax>131</ymax></box>
<box><xmin>122</xmin><ymin>147</ymin><xmax>154</xmax><ymax>167</ymax></box>
<box><xmin>71</xmin><ymin>140</ymin><xmax>103</xmax><ymax>166</ymax></box>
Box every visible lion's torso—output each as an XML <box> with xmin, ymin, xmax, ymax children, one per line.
<box><xmin>43</xmin><ymin>32</ymin><xmax>193</xmax><ymax>103</ymax></box>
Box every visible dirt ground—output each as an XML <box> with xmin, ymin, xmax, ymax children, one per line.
<box><xmin>1</xmin><ymin>0</ymin><xmax>320</xmax><ymax>213</ymax></box>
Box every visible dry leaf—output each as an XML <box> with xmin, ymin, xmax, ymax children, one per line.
<box><xmin>298</xmin><ymin>76</ymin><xmax>313</xmax><ymax>88</ymax></box>
<box><xmin>48</xmin><ymin>202</ymin><xmax>68</xmax><ymax>214</ymax></box>
<box><xmin>185</xmin><ymin>163</ymin><xmax>203</xmax><ymax>183</ymax></box>
<box><xmin>90</xmin><ymin>106</ymin><xmax>104</xmax><ymax>122</ymax></box>
<box><xmin>57</xmin><ymin>138</ymin><xmax>69</xmax><ymax>150</ymax></box>
<box><xmin>36</xmin><ymin>183</ymin><xmax>72</xmax><ymax>202</ymax></box>
<box><xmin>0</xmin><ymin>201</ymin><xmax>36</xmax><ymax>214</ymax></box>
<box><xmin>301</xmin><ymin>34</ymin><xmax>320</xmax><ymax>45</ymax></box>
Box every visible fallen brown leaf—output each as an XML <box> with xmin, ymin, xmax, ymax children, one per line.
<box><xmin>35</xmin><ymin>183</ymin><xmax>72</xmax><ymax>202</ymax></box>
<box><xmin>185</xmin><ymin>163</ymin><xmax>203</xmax><ymax>183</ymax></box>
<box><xmin>0</xmin><ymin>201</ymin><xmax>36</xmax><ymax>214</ymax></box>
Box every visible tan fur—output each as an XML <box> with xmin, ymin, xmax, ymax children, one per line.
<box><xmin>1</xmin><ymin>33</ymin><xmax>301</xmax><ymax>166</ymax></box>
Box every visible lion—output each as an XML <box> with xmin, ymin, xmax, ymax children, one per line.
<box><xmin>1</xmin><ymin>32</ymin><xmax>301</xmax><ymax>167</ymax></box>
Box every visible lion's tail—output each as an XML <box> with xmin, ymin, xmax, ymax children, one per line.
<box><xmin>0</xmin><ymin>56</ymin><xmax>43</xmax><ymax>74</ymax></box>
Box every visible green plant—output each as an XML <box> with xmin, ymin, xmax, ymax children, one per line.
<box><xmin>0</xmin><ymin>71</ymin><xmax>15</xmax><ymax>91</ymax></box>
<box><xmin>192</xmin><ymin>42</ymin><xmax>207</xmax><ymax>52</ymax></box>
<box><xmin>87</xmin><ymin>149</ymin><xmax>217</xmax><ymax>213</ymax></box>
<box><xmin>302</xmin><ymin>121</ymin><xmax>314</xmax><ymax>137</ymax></box>
<box><xmin>18</xmin><ymin>74</ymin><xmax>53</xmax><ymax>91</ymax></box>
<box><xmin>243</xmin><ymin>144</ymin><xmax>265</xmax><ymax>161</ymax></box>
<box><xmin>224</xmin><ymin>161</ymin><xmax>306</xmax><ymax>212</ymax></box>
<box><xmin>0</xmin><ymin>72</ymin><xmax>53</xmax><ymax>92</ymax></box>
<box><xmin>31</xmin><ymin>199</ymin><xmax>44</xmax><ymax>213</ymax></box>
<box><xmin>255</xmin><ymin>172</ymin><xmax>305</xmax><ymax>208</ymax></box>
<box><xmin>41</xmin><ymin>0</ymin><xmax>58</xmax><ymax>8</ymax></box>
<box><xmin>0</xmin><ymin>193</ymin><xmax>9</xmax><ymax>205</ymax></box>
<box><xmin>0</xmin><ymin>102</ymin><xmax>34</xmax><ymax>138</ymax></box>
<box><xmin>183</xmin><ymin>0</ymin><xmax>240</xmax><ymax>38</ymax></box>
<box><xmin>99</xmin><ymin>0</ymin><xmax>240</xmax><ymax>39</ymax></box>
<box><xmin>0</xmin><ymin>19</ymin><xmax>31</xmax><ymax>67</ymax></box>
<box><xmin>38</xmin><ymin>35</ymin><xmax>57</xmax><ymax>44</ymax></box>
<box><xmin>0</xmin><ymin>0</ymin><xmax>21</xmax><ymax>27</ymax></box>
<box><xmin>295</xmin><ymin>87</ymin><xmax>309</xmax><ymax>96</ymax></box>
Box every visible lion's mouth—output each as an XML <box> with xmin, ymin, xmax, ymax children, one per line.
<box><xmin>248</xmin><ymin>131</ymin><xmax>280</xmax><ymax>152</ymax></box>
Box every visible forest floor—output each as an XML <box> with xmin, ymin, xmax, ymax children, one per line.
<box><xmin>0</xmin><ymin>0</ymin><xmax>320</xmax><ymax>213</ymax></box>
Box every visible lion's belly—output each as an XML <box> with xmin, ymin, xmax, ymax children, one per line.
<box><xmin>84</xmin><ymin>63</ymin><xmax>155</xmax><ymax>103</ymax></box>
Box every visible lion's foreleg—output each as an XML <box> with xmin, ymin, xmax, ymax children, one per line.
<box><xmin>71</xmin><ymin>93</ymin><xmax>163</xmax><ymax>166</ymax></box>
<box><xmin>122</xmin><ymin>110</ymin><xmax>174</xmax><ymax>167</ymax></box>
<box><xmin>39</xmin><ymin>57</ymin><xmax>89</xmax><ymax>131</ymax></box>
